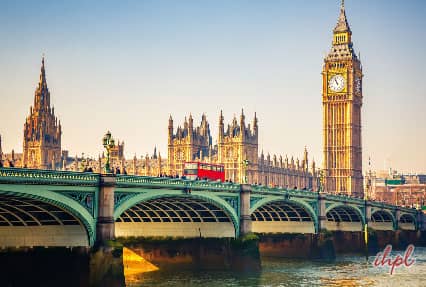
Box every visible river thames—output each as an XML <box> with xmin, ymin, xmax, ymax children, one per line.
<box><xmin>125</xmin><ymin>247</ymin><xmax>426</xmax><ymax>287</ymax></box>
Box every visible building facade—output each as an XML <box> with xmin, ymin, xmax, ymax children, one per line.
<box><xmin>167</xmin><ymin>114</ymin><xmax>212</xmax><ymax>177</ymax></box>
<box><xmin>322</xmin><ymin>2</ymin><xmax>363</xmax><ymax>197</ymax></box>
<box><xmin>167</xmin><ymin>111</ymin><xmax>318</xmax><ymax>190</ymax></box>
<box><xmin>365</xmin><ymin>170</ymin><xmax>426</xmax><ymax>209</ymax></box>
<box><xmin>23</xmin><ymin>58</ymin><xmax>62</xmax><ymax>169</ymax></box>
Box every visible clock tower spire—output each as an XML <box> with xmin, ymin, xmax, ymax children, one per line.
<box><xmin>322</xmin><ymin>1</ymin><xmax>363</xmax><ymax>197</ymax></box>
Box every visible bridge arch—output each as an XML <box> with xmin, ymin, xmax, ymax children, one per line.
<box><xmin>250</xmin><ymin>197</ymin><xmax>317</xmax><ymax>234</ymax></box>
<box><xmin>114</xmin><ymin>190</ymin><xmax>239</xmax><ymax>238</ymax></box>
<box><xmin>398</xmin><ymin>213</ymin><xmax>417</xmax><ymax>230</ymax></box>
<box><xmin>370</xmin><ymin>210</ymin><xmax>396</xmax><ymax>231</ymax></box>
<box><xmin>325</xmin><ymin>204</ymin><xmax>364</xmax><ymax>232</ymax></box>
<box><xmin>0</xmin><ymin>190</ymin><xmax>95</xmax><ymax>247</ymax></box>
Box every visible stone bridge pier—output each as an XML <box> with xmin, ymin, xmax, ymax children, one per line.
<box><xmin>239</xmin><ymin>184</ymin><xmax>252</xmax><ymax>236</ymax></box>
<box><xmin>96</xmin><ymin>174</ymin><xmax>116</xmax><ymax>244</ymax></box>
<box><xmin>318</xmin><ymin>193</ymin><xmax>327</xmax><ymax>231</ymax></box>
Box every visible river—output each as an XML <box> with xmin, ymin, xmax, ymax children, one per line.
<box><xmin>125</xmin><ymin>247</ymin><xmax>426</xmax><ymax>287</ymax></box>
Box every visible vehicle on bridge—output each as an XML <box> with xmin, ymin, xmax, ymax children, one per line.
<box><xmin>183</xmin><ymin>162</ymin><xmax>225</xmax><ymax>182</ymax></box>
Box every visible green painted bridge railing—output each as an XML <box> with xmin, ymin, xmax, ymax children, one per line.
<box><xmin>0</xmin><ymin>167</ymin><xmax>100</xmax><ymax>186</ymax></box>
<box><xmin>0</xmin><ymin>167</ymin><xmax>420</xmax><ymax>215</ymax></box>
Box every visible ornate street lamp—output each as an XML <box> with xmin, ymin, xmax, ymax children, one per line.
<box><xmin>242</xmin><ymin>159</ymin><xmax>250</xmax><ymax>184</ymax></box>
<box><xmin>318</xmin><ymin>169</ymin><xmax>325</xmax><ymax>194</ymax></box>
<box><xmin>102</xmin><ymin>131</ymin><xmax>115</xmax><ymax>173</ymax></box>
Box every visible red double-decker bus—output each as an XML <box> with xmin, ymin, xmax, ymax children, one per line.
<box><xmin>183</xmin><ymin>162</ymin><xmax>225</xmax><ymax>182</ymax></box>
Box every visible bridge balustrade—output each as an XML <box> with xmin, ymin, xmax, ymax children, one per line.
<box><xmin>0</xmin><ymin>167</ymin><xmax>423</xmax><ymax>247</ymax></box>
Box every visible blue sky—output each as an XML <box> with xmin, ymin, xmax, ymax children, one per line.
<box><xmin>0</xmin><ymin>0</ymin><xmax>425</xmax><ymax>173</ymax></box>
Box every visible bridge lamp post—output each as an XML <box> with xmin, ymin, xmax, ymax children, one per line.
<box><xmin>102</xmin><ymin>131</ymin><xmax>115</xmax><ymax>174</ymax></box>
<box><xmin>318</xmin><ymin>169</ymin><xmax>325</xmax><ymax>194</ymax></box>
<box><xmin>242</xmin><ymin>159</ymin><xmax>249</xmax><ymax>184</ymax></box>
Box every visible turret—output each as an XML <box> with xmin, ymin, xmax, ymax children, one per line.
<box><xmin>153</xmin><ymin>146</ymin><xmax>158</xmax><ymax>159</ymax></box>
<box><xmin>240</xmin><ymin>109</ymin><xmax>245</xmax><ymax>140</ymax></box>
<box><xmin>303</xmin><ymin>146</ymin><xmax>309</xmax><ymax>171</ymax></box>
<box><xmin>184</xmin><ymin>116</ymin><xmax>188</xmax><ymax>131</ymax></box>
<box><xmin>168</xmin><ymin>115</ymin><xmax>174</xmax><ymax>144</ymax></box>
<box><xmin>218</xmin><ymin>110</ymin><xmax>224</xmax><ymax>140</ymax></box>
<box><xmin>188</xmin><ymin>114</ymin><xmax>193</xmax><ymax>131</ymax></box>
<box><xmin>253</xmin><ymin>112</ymin><xmax>258</xmax><ymax>137</ymax></box>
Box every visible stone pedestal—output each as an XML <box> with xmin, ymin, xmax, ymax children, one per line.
<box><xmin>96</xmin><ymin>174</ymin><xmax>116</xmax><ymax>243</ymax></box>
<box><xmin>395</xmin><ymin>209</ymin><xmax>401</xmax><ymax>230</ymax></box>
<box><xmin>239</xmin><ymin>184</ymin><xmax>252</xmax><ymax>237</ymax></box>
<box><xmin>317</xmin><ymin>193</ymin><xmax>326</xmax><ymax>232</ymax></box>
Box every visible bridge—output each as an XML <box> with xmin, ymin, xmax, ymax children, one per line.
<box><xmin>0</xmin><ymin>167</ymin><xmax>423</xmax><ymax>247</ymax></box>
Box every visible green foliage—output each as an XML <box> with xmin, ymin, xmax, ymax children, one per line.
<box><xmin>231</xmin><ymin>233</ymin><xmax>259</xmax><ymax>250</ymax></box>
<box><xmin>105</xmin><ymin>240</ymin><xmax>123</xmax><ymax>248</ymax></box>
<box><xmin>239</xmin><ymin>233</ymin><xmax>259</xmax><ymax>242</ymax></box>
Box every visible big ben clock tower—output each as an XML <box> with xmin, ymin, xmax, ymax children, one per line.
<box><xmin>322</xmin><ymin>0</ymin><xmax>363</xmax><ymax>197</ymax></box>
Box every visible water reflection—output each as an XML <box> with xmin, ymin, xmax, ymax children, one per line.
<box><xmin>123</xmin><ymin>247</ymin><xmax>159</xmax><ymax>285</ymax></box>
<box><xmin>125</xmin><ymin>248</ymin><xmax>426</xmax><ymax>287</ymax></box>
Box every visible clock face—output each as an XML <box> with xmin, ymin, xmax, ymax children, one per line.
<box><xmin>328</xmin><ymin>74</ymin><xmax>345</xmax><ymax>92</ymax></box>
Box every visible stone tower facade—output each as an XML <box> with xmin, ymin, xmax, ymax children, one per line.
<box><xmin>322</xmin><ymin>1</ymin><xmax>363</xmax><ymax>197</ymax></box>
<box><xmin>167</xmin><ymin>114</ymin><xmax>212</xmax><ymax>176</ymax></box>
<box><xmin>23</xmin><ymin>57</ymin><xmax>62</xmax><ymax>169</ymax></box>
<box><xmin>217</xmin><ymin>110</ymin><xmax>258</xmax><ymax>183</ymax></box>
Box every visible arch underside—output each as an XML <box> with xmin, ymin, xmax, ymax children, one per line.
<box><xmin>399</xmin><ymin>214</ymin><xmax>416</xmax><ymax>230</ymax></box>
<box><xmin>0</xmin><ymin>194</ymin><xmax>88</xmax><ymax>247</ymax></box>
<box><xmin>115</xmin><ymin>196</ymin><xmax>235</xmax><ymax>238</ymax></box>
<box><xmin>370</xmin><ymin>210</ymin><xmax>394</xmax><ymax>231</ymax></box>
<box><xmin>251</xmin><ymin>201</ymin><xmax>315</xmax><ymax>234</ymax></box>
<box><xmin>326</xmin><ymin>205</ymin><xmax>362</xmax><ymax>231</ymax></box>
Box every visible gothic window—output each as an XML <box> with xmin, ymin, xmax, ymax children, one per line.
<box><xmin>177</xmin><ymin>150</ymin><xmax>184</xmax><ymax>161</ymax></box>
<box><xmin>227</xmin><ymin>148</ymin><xmax>233</xmax><ymax>159</ymax></box>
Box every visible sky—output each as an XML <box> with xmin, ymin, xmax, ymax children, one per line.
<box><xmin>0</xmin><ymin>0</ymin><xmax>425</xmax><ymax>173</ymax></box>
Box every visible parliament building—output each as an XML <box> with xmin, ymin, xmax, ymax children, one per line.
<box><xmin>167</xmin><ymin>111</ymin><xmax>318</xmax><ymax>190</ymax></box>
<box><xmin>12</xmin><ymin>1</ymin><xmax>364</xmax><ymax>197</ymax></box>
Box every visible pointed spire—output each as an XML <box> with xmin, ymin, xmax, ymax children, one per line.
<box><xmin>219</xmin><ymin>110</ymin><xmax>224</xmax><ymax>124</ymax></box>
<box><xmin>39</xmin><ymin>55</ymin><xmax>47</xmax><ymax>88</ymax></box>
<box><xmin>153</xmin><ymin>146</ymin><xmax>157</xmax><ymax>159</ymax></box>
<box><xmin>334</xmin><ymin>0</ymin><xmax>351</xmax><ymax>33</ymax></box>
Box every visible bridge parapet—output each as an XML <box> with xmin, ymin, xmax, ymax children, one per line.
<box><xmin>324</xmin><ymin>193</ymin><xmax>364</xmax><ymax>205</ymax></box>
<box><xmin>0</xmin><ymin>167</ymin><xmax>100</xmax><ymax>186</ymax></box>
<box><xmin>116</xmin><ymin>174</ymin><xmax>240</xmax><ymax>192</ymax></box>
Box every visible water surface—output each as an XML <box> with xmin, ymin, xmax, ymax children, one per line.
<box><xmin>125</xmin><ymin>247</ymin><xmax>426</xmax><ymax>287</ymax></box>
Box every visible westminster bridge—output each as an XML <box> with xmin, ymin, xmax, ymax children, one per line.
<box><xmin>0</xmin><ymin>167</ymin><xmax>423</xmax><ymax>247</ymax></box>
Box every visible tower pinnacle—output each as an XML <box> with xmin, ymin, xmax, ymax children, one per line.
<box><xmin>334</xmin><ymin>0</ymin><xmax>351</xmax><ymax>33</ymax></box>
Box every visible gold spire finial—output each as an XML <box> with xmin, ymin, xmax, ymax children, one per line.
<box><xmin>341</xmin><ymin>0</ymin><xmax>345</xmax><ymax>9</ymax></box>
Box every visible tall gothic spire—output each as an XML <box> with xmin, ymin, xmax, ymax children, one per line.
<box><xmin>40</xmin><ymin>56</ymin><xmax>46</xmax><ymax>85</ymax></box>
<box><xmin>34</xmin><ymin>56</ymin><xmax>50</xmax><ymax>111</ymax></box>
<box><xmin>334</xmin><ymin>0</ymin><xmax>351</xmax><ymax>33</ymax></box>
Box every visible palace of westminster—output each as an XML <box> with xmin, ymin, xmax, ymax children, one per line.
<box><xmin>1</xmin><ymin>2</ymin><xmax>373</xmax><ymax>198</ymax></box>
